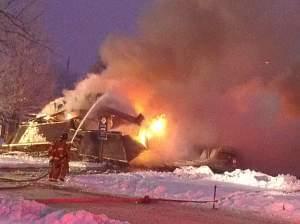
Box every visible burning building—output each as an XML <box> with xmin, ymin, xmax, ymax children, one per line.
<box><xmin>2</xmin><ymin>95</ymin><xmax>147</xmax><ymax>164</ymax></box>
<box><xmin>2</xmin><ymin>95</ymin><xmax>237</xmax><ymax>172</ymax></box>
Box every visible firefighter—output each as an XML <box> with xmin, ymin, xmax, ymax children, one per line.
<box><xmin>48</xmin><ymin>133</ymin><xmax>70</xmax><ymax>182</ymax></box>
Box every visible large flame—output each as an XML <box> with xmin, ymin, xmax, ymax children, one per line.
<box><xmin>136</xmin><ymin>114</ymin><xmax>168</xmax><ymax>147</ymax></box>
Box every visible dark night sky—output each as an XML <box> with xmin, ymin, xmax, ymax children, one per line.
<box><xmin>43</xmin><ymin>0</ymin><xmax>150</xmax><ymax>74</ymax></box>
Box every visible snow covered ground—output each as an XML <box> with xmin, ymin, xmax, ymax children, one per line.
<box><xmin>63</xmin><ymin>167</ymin><xmax>300</xmax><ymax>222</ymax></box>
<box><xmin>0</xmin><ymin>195</ymin><xmax>128</xmax><ymax>224</ymax></box>
<box><xmin>0</xmin><ymin>151</ymin><xmax>104</xmax><ymax>170</ymax></box>
<box><xmin>0</xmin><ymin>153</ymin><xmax>300</xmax><ymax>223</ymax></box>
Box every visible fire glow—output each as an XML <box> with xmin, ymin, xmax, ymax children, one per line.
<box><xmin>136</xmin><ymin>114</ymin><xmax>168</xmax><ymax>147</ymax></box>
<box><xmin>65</xmin><ymin>112</ymin><xmax>76</xmax><ymax>120</ymax></box>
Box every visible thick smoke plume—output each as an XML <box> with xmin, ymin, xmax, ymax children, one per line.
<box><xmin>65</xmin><ymin>0</ymin><xmax>300</xmax><ymax>175</ymax></box>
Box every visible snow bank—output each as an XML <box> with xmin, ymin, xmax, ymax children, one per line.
<box><xmin>174</xmin><ymin>166</ymin><xmax>300</xmax><ymax>192</ymax></box>
<box><xmin>65</xmin><ymin>167</ymin><xmax>300</xmax><ymax>222</ymax></box>
<box><xmin>174</xmin><ymin>166</ymin><xmax>214</xmax><ymax>178</ymax></box>
<box><xmin>217</xmin><ymin>169</ymin><xmax>300</xmax><ymax>192</ymax></box>
<box><xmin>0</xmin><ymin>195</ymin><xmax>128</xmax><ymax>224</ymax></box>
<box><xmin>0</xmin><ymin>152</ymin><xmax>48</xmax><ymax>168</ymax></box>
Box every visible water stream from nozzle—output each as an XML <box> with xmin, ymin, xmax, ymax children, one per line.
<box><xmin>70</xmin><ymin>95</ymin><xmax>104</xmax><ymax>144</ymax></box>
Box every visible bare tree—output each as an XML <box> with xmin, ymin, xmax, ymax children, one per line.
<box><xmin>0</xmin><ymin>0</ymin><xmax>55</xmax><ymax>119</ymax></box>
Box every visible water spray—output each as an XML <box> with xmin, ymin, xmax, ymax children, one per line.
<box><xmin>70</xmin><ymin>95</ymin><xmax>104</xmax><ymax>144</ymax></box>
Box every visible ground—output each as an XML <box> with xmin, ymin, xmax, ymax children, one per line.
<box><xmin>0</xmin><ymin>185</ymin><xmax>288</xmax><ymax>224</ymax></box>
<box><xmin>0</xmin><ymin>153</ymin><xmax>299</xmax><ymax>223</ymax></box>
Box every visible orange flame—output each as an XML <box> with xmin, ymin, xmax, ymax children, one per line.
<box><xmin>136</xmin><ymin>114</ymin><xmax>167</xmax><ymax>147</ymax></box>
<box><xmin>65</xmin><ymin>112</ymin><xmax>76</xmax><ymax>120</ymax></box>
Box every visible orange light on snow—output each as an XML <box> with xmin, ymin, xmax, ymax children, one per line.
<box><xmin>137</xmin><ymin>114</ymin><xmax>167</xmax><ymax>147</ymax></box>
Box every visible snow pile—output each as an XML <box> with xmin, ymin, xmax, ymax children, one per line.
<box><xmin>18</xmin><ymin>122</ymin><xmax>47</xmax><ymax>143</ymax></box>
<box><xmin>266</xmin><ymin>174</ymin><xmax>300</xmax><ymax>192</ymax></box>
<box><xmin>66</xmin><ymin>171</ymin><xmax>209</xmax><ymax>201</ymax></box>
<box><xmin>174</xmin><ymin>166</ymin><xmax>300</xmax><ymax>192</ymax></box>
<box><xmin>65</xmin><ymin>168</ymin><xmax>300</xmax><ymax>222</ymax></box>
<box><xmin>214</xmin><ymin>168</ymin><xmax>300</xmax><ymax>192</ymax></box>
<box><xmin>217</xmin><ymin>169</ymin><xmax>273</xmax><ymax>187</ymax></box>
<box><xmin>174</xmin><ymin>166</ymin><xmax>214</xmax><ymax>178</ymax></box>
<box><xmin>0</xmin><ymin>195</ymin><xmax>128</xmax><ymax>224</ymax></box>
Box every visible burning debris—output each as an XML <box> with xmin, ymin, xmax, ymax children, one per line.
<box><xmin>136</xmin><ymin>114</ymin><xmax>168</xmax><ymax>147</ymax></box>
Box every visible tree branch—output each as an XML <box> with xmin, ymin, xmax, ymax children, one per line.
<box><xmin>16</xmin><ymin>0</ymin><xmax>40</xmax><ymax>18</ymax></box>
<box><xmin>0</xmin><ymin>9</ymin><xmax>33</xmax><ymax>38</ymax></box>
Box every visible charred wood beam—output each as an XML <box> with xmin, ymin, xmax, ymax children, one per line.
<box><xmin>102</xmin><ymin>106</ymin><xmax>144</xmax><ymax>126</ymax></box>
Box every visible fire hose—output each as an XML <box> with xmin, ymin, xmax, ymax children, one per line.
<box><xmin>0</xmin><ymin>171</ymin><xmax>48</xmax><ymax>190</ymax></box>
<box><xmin>0</xmin><ymin>171</ymin><xmax>48</xmax><ymax>182</ymax></box>
<box><xmin>36</xmin><ymin>186</ymin><xmax>218</xmax><ymax>207</ymax></box>
<box><xmin>0</xmin><ymin>173</ymin><xmax>219</xmax><ymax>207</ymax></box>
<box><xmin>36</xmin><ymin>195</ymin><xmax>218</xmax><ymax>205</ymax></box>
<box><xmin>0</xmin><ymin>183</ymin><xmax>32</xmax><ymax>190</ymax></box>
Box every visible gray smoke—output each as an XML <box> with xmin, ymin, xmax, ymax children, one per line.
<box><xmin>66</xmin><ymin>0</ymin><xmax>300</xmax><ymax>175</ymax></box>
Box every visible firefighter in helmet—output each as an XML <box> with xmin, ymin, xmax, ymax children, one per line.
<box><xmin>48</xmin><ymin>133</ymin><xmax>70</xmax><ymax>182</ymax></box>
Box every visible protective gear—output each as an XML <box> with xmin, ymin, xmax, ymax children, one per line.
<box><xmin>48</xmin><ymin>138</ymin><xmax>70</xmax><ymax>181</ymax></box>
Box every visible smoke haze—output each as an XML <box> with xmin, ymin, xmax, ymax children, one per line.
<box><xmin>65</xmin><ymin>0</ymin><xmax>300</xmax><ymax>175</ymax></box>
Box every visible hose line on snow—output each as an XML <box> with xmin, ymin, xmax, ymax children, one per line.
<box><xmin>0</xmin><ymin>171</ymin><xmax>48</xmax><ymax>190</ymax></box>
<box><xmin>0</xmin><ymin>183</ymin><xmax>32</xmax><ymax>190</ymax></box>
<box><xmin>0</xmin><ymin>171</ymin><xmax>48</xmax><ymax>183</ymax></box>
